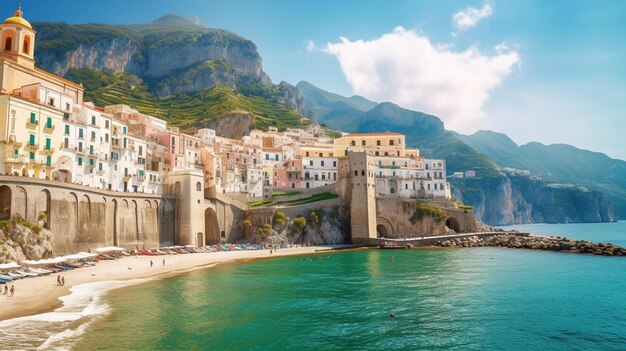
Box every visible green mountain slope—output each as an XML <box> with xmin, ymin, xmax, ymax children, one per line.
<box><xmin>34</xmin><ymin>16</ymin><xmax>309</xmax><ymax>134</ymax></box>
<box><xmin>67</xmin><ymin>68</ymin><xmax>305</xmax><ymax>133</ymax></box>
<box><xmin>459</xmin><ymin>130</ymin><xmax>626</xmax><ymax>217</ymax></box>
<box><xmin>299</xmin><ymin>81</ymin><xmax>618</xmax><ymax>224</ymax></box>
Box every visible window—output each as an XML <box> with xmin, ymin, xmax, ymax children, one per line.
<box><xmin>22</xmin><ymin>35</ymin><xmax>30</xmax><ymax>53</ymax></box>
<box><xmin>390</xmin><ymin>140</ymin><xmax>394</xmax><ymax>146</ymax></box>
<box><xmin>91</xmin><ymin>116</ymin><xmax>96</xmax><ymax>125</ymax></box>
<box><xmin>275</xmin><ymin>155</ymin><xmax>279</xmax><ymax>161</ymax></box>
<box><xmin>354</xmin><ymin>170</ymin><xmax>358</xmax><ymax>176</ymax></box>
<box><xmin>30</xmin><ymin>112</ymin><xmax>36</xmax><ymax>124</ymax></box>
<box><xmin>321</xmin><ymin>161</ymin><xmax>325</xmax><ymax>167</ymax></box>
<box><xmin>46</xmin><ymin>117</ymin><xmax>52</xmax><ymax>129</ymax></box>
<box><xmin>29</xmin><ymin>151</ymin><xmax>35</xmax><ymax>160</ymax></box>
<box><xmin>265</xmin><ymin>154</ymin><xmax>269</xmax><ymax>160</ymax></box>
<box><xmin>29</xmin><ymin>134</ymin><xmax>35</xmax><ymax>146</ymax></box>
<box><xmin>66</xmin><ymin>102</ymin><xmax>71</xmax><ymax>111</ymax></box>
<box><xmin>139</xmin><ymin>146</ymin><xmax>143</xmax><ymax>156</ymax></box>
<box><xmin>91</xmin><ymin>131</ymin><xmax>96</xmax><ymax>141</ymax></box>
<box><xmin>45</xmin><ymin>138</ymin><xmax>51</xmax><ymax>150</ymax></box>
<box><xmin>98</xmin><ymin>163</ymin><xmax>103</xmax><ymax>171</ymax></box>
<box><xmin>405</xmin><ymin>184</ymin><xmax>408</xmax><ymax>190</ymax></box>
<box><xmin>64</xmin><ymin>125</ymin><xmax>70</xmax><ymax>135</ymax></box>
<box><xmin>196</xmin><ymin>182</ymin><xmax>202</xmax><ymax>191</ymax></box>
<box><xmin>319</xmin><ymin>153</ymin><xmax>323</xmax><ymax>157</ymax></box>
<box><xmin>362</xmin><ymin>170</ymin><xmax>365</xmax><ymax>176</ymax></box>
<box><xmin>361</xmin><ymin>140</ymin><xmax>366</xmax><ymax>146</ymax></box>
<box><xmin>78</xmin><ymin>142</ymin><xmax>83</xmax><ymax>152</ymax></box>
<box><xmin>375</xmin><ymin>151</ymin><xmax>379</xmax><ymax>156</ymax></box>
<box><xmin>105</xmin><ymin>120</ymin><xmax>110</xmax><ymax>129</ymax></box>
<box><xmin>46</xmin><ymin>155</ymin><xmax>51</xmax><ymax>167</ymax></box>
<box><xmin>78</xmin><ymin>128</ymin><xmax>84</xmax><ymax>138</ymax></box>
<box><xmin>4</xmin><ymin>37</ymin><xmax>11</xmax><ymax>51</ymax></box>
<box><xmin>350</xmin><ymin>141</ymin><xmax>355</xmax><ymax>146</ymax></box>
<box><xmin>333</xmin><ymin>161</ymin><xmax>336</xmax><ymax>167</ymax></box>
<box><xmin>309</xmin><ymin>160</ymin><xmax>313</xmax><ymax>166</ymax></box>
<box><xmin>78</xmin><ymin>157</ymin><xmax>83</xmax><ymax>166</ymax></box>
<box><xmin>64</xmin><ymin>138</ymin><xmax>68</xmax><ymax>148</ymax></box>
<box><xmin>89</xmin><ymin>158</ymin><xmax>94</xmax><ymax>166</ymax></box>
<box><xmin>322</xmin><ymin>174</ymin><xmax>326</xmax><ymax>180</ymax></box>
<box><xmin>105</xmin><ymin>133</ymin><xmax>109</xmax><ymax>142</ymax></box>
<box><xmin>48</xmin><ymin>97</ymin><xmax>55</xmax><ymax>106</ymax></box>
<box><xmin>123</xmin><ymin>126</ymin><xmax>127</xmax><ymax>134</ymax></box>
<box><xmin>377</xmin><ymin>140</ymin><xmax>381</xmax><ymax>146</ymax></box>
<box><xmin>89</xmin><ymin>145</ymin><xmax>94</xmax><ymax>155</ymax></box>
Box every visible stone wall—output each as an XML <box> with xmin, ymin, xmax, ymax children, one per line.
<box><xmin>375</xmin><ymin>197</ymin><xmax>477</xmax><ymax>238</ymax></box>
<box><xmin>0</xmin><ymin>176</ymin><xmax>175</xmax><ymax>254</ymax></box>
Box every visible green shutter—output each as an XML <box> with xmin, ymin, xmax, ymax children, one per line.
<box><xmin>99</xmin><ymin>162</ymin><xmax>103</xmax><ymax>171</ymax></box>
<box><xmin>46</xmin><ymin>117</ymin><xmax>52</xmax><ymax>128</ymax></box>
<box><xmin>45</xmin><ymin>138</ymin><xmax>51</xmax><ymax>150</ymax></box>
<box><xmin>29</xmin><ymin>134</ymin><xmax>35</xmax><ymax>146</ymax></box>
<box><xmin>79</xmin><ymin>128</ymin><xmax>83</xmax><ymax>138</ymax></box>
<box><xmin>30</xmin><ymin>112</ymin><xmax>36</xmax><ymax>124</ymax></box>
<box><xmin>89</xmin><ymin>145</ymin><xmax>94</xmax><ymax>155</ymax></box>
<box><xmin>78</xmin><ymin>157</ymin><xmax>82</xmax><ymax>166</ymax></box>
<box><xmin>64</xmin><ymin>125</ymin><xmax>70</xmax><ymax>134</ymax></box>
<box><xmin>29</xmin><ymin>152</ymin><xmax>34</xmax><ymax>159</ymax></box>
<box><xmin>46</xmin><ymin>155</ymin><xmax>51</xmax><ymax>166</ymax></box>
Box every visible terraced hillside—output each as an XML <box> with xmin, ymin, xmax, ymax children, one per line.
<box><xmin>68</xmin><ymin>69</ymin><xmax>306</xmax><ymax>133</ymax></box>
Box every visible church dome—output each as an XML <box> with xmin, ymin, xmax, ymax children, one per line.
<box><xmin>3</xmin><ymin>5</ymin><xmax>31</xmax><ymax>29</ymax></box>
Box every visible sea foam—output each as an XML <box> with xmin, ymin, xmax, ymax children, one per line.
<box><xmin>0</xmin><ymin>279</ymin><xmax>145</xmax><ymax>350</ymax></box>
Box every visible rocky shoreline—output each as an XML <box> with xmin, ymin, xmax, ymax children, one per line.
<box><xmin>436</xmin><ymin>233</ymin><xmax>626</xmax><ymax>256</ymax></box>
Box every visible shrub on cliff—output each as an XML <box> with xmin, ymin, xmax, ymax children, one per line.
<box><xmin>273</xmin><ymin>211</ymin><xmax>286</xmax><ymax>227</ymax></box>
<box><xmin>410</xmin><ymin>203</ymin><xmax>446</xmax><ymax>224</ymax></box>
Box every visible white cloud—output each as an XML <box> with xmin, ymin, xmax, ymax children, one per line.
<box><xmin>306</xmin><ymin>40</ymin><xmax>318</xmax><ymax>52</ymax></box>
<box><xmin>453</xmin><ymin>2</ymin><xmax>493</xmax><ymax>30</ymax></box>
<box><xmin>324</xmin><ymin>26</ymin><xmax>520</xmax><ymax>131</ymax></box>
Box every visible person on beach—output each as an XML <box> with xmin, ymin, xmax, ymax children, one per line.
<box><xmin>57</xmin><ymin>275</ymin><xmax>61</xmax><ymax>286</ymax></box>
<box><xmin>3</xmin><ymin>285</ymin><xmax>7</xmax><ymax>295</ymax></box>
<box><xmin>61</xmin><ymin>277</ymin><xmax>65</xmax><ymax>286</ymax></box>
<box><xmin>162</xmin><ymin>259</ymin><xmax>165</xmax><ymax>266</ymax></box>
<box><xmin>150</xmin><ymin>260</ymin><xmax>153</xmax><ymax>267</ymax></box>
<box><xmin>10</xmin><ymin>285</ymin><xmax>14</xmax><ymax>296</ymax></box>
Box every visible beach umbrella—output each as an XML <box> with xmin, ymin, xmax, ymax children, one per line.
<box><xmin>0</xmin><ymin>262</ymin><xmax>20</xmax><ymax>270</ymax></box>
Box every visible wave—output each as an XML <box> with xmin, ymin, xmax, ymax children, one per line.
<box><xmin>0</xmin><ymin>279</ymin><xmax>145</xmax><ymax>350</ymax></box>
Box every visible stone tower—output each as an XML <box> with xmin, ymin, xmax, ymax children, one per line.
<box><xmin>348</xmin><ymin>152</ymin><xmax>377</xmax><ymax>244</ymax></box>
<box><xmin>0</xmin><ymin>4</ymin><xmax>36</xmax><ymax>70</ymax></box>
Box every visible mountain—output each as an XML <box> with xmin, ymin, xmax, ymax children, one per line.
<box><xmin>458</xmin><ymin>130</ymin><xmax>626</xmax><ymax>217</ymax></box>
<box><xmin>33</xmin><ymin>15</ymin><xmax>308</xmax><ymax>133</ymax></box>
<box><xmin>299</xmin><ymin>81</ymin><xmax>618</xmax><ymax>225</ymax></box>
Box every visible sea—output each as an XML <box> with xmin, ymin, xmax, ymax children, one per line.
<box><xmin>2</xmin><ymin>221</ymin><xmax>626</xmax><ymax>350</ymax></box>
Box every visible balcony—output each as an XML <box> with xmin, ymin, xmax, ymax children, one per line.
<box><xmin>25</xmin><ymin>143</ymin><xmax>39</xmax><ymax>151</ymax></box>
<box><xmin>40</xmin><ymin>147</ymin><xmax>55</xmax><ymax>155</ymax></box>
<box><xmin>26</xmin><ymin>120</ymin><xmax>38</xmax><ymax>129</ymax></box>
<box><xmin>43</xmin><ymin>124</ymin><xmax>55</xmax><ymax>133</ymax></box>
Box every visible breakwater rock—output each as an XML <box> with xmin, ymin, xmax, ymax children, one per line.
<box><xmin>436</xmin><ymin>234</ymin><xmax>626</xmax><ymax>256</ymax></box>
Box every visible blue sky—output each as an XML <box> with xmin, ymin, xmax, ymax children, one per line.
<box><xmin>17</xmin><ymin>0</ymin><xmax>626</xmax><ymax>160</ymax></box>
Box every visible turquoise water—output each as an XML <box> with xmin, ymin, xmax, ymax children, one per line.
<box><xmin>66</xmin><ymin>221</ymin><xmax>626</xmax><ymax>350</ymax></box>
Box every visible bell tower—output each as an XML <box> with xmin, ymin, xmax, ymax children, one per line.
<box><xmin>0</xmin><ymin>4</ymin><xmax>36</xmax><ymax>69</ymax></box>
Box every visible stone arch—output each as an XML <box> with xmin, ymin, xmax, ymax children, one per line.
<box><xmin>131</xmin><ymin>200</ymin><xmax>139</xmax><ymax>242</ymax></box>
<box><xmin>65</xmin><ymin>192</ymin><xmax>79</xmax><ymax>238</ymax></box>
<box><xmin>82</xmin><ymin>194</ymin><xmax>92</xmax><ymax>218</ymax></box>
<box><xmin>144</xmin><ymin>200</ymin><xmax>152</xmax><ymax>208</ymax></box>
<box><xmin>122</xmin><ymin>199</ymin><xmax>129</xmax><ymax>209</ymax></box>
<box><xmin>2</xmin><ymin>30</ymin><xmax>14</xmax><ymax>51</ymax></box>
<box><xmin>55</xmin><ymin>155</ymin><xmax>73</xmax><ymax>183</ymax></box>
<box><xmin>112</xmin><ymin>199</ymin><xmax>118</xmax><ymax>246</ymax></box>
<box><xmin>153</xmin><ymin>200</ymin><xmax>159</xmax><ymax>208</ymax></box>
<box><xmin>175</xmin><ymin>181</ymin><xmax>182</xmax><ymax>196</ymax></box>
<box><xmin>22</xmin><ymin>34</ymin><xmax>31</xmax><ymax>54</ymax></box>
<box><xmin>51</xmin><ymin>169</ymin><xmax>62</xmax><ymax>182</ymax></box>
<box><xmin>37</xmin><ymin>189</ymin><xmax>51</xmax><ymax>229</ymax></box>
<box><xmin>376</xmin><ymin>217</ymin><xmax>394</xmax><ymax>238</ymax></box>
<box><xmin>0</xmin><ymin>185</ymin><xmax>11</xmax><ymax>220</ymax></box>
<box><xmin>204</xmin><ymin>208</ymin><xmax>220</xmax><ymax>245</ymax></box>
<box><xmin>13</xmin><ymin>186</ymin><xmax>27</xmax><ymax>219</ymax></box>
<box><xmin>445</xmin><ymin>217</ymin><xmax>461</xmax><ymax>233</ymax></box>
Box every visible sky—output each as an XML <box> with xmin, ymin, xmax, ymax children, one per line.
<box><xmin>16</xmin><ymin>0</ymin><xmax>626</xmax><ymax>160</ymax></box>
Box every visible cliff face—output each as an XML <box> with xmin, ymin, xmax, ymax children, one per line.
<box><xmin>452</xmin><ymin>174</ymin><xmax>617</xmax><ymax>225</ymax></box>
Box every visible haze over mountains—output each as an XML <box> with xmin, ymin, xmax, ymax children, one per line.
<box><xmin>32</xmin><ymin>15</ymin><xmax>622</xmax><ymax>224</ymax></box>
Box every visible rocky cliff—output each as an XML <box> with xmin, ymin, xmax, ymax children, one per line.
<box><xmin>451</xmin><ymin>174</ymin><xmax>617</xmax><ymax>225</ymax></box>
<box><xmin>0</xmin><ymin>220</ymin><xmax>54</xmax><ymax>263</ymax></box>
<box><xmin>33</xmin><ymin>15</ymin><xmax>307</xmax><ymax>126</ymax></box>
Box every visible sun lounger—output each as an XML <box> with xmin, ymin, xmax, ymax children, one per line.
<box><xmin>15</xmin><ymin>270</ymin><xmax>39</xmax><ymax>277</ymax></box>
<box><xmin>7</xmin><ymin>271</ymin><xmax>27</xmax><ymax>279</ymax></box>
<box><xmin>0</xmin><ymin>274</ymin><xmax>13</xmax><ymax>281</ymax></box>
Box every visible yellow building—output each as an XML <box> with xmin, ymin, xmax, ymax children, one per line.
<box><xmin>333</xmin><ymin>132</ymin><xmax>419</xmax><ymax>157</ymax></box>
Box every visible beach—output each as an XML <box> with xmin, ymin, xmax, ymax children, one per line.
<box><xmin>0</xmin><ymin>246</ymin><xmax>341</xmax><ymax>322</ymax></box>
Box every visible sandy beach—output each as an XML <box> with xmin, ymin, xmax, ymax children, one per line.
<box><xmin>0</xmin><ymin>246</ymin><xmax>343</xmax><ymax>322</ymax></box>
